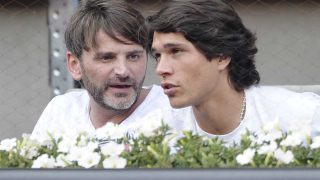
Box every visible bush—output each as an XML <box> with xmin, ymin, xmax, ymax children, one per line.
<box><xmin>1</xmin><ymin>110</ymin><xmax>320</xmax><ymax>168</ymax></box>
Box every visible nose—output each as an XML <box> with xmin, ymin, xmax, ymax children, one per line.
<box><xmin>114</xmin><ymin>58</ymin><xmax>129</xmax><ymax>78</ymax></box>
<box><xmin>155</xmin><ymin>56</ymin><xmax>173</xmax><ymax>78</ymax></box>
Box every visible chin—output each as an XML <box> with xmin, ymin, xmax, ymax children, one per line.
<box><xmin>169</xmin><ymin>100</ymin><xmax>188</xmax><ymax>109</ymax></box>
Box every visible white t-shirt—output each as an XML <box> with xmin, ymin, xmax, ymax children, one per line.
<box><xmin>31</xmin><ymin>85</ymin><xmax>171</xmax><ymax>140</ymax></box>
<box><xmin>166</xmin><ymin>86</ymin><xmax>320</xmax><ymax>145</ymax></box>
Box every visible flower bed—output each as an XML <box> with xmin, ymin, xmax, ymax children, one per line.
<box><xmin>1</xmin><ymin>111</ymin><xmax>320</xmax><ymax>168</ymax></box>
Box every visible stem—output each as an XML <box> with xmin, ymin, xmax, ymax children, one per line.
<box><xmin>250</xmin><ymin>160</ymin><xmax>257</xmax><ymax>167</ymax></box>
<box><xmin>306</xmin><ymin>136</ymin><xmax>311</xmax><ymax>146</ymax></box>
<box><xmin>264</xmin><ymin>153</ymin><xmax>271</xmax><ymax>166</ymax></box>
<box><xmin>147</xmin><ymin>146</ymin><xmax>160</xmax><ymax>159</ymax></box>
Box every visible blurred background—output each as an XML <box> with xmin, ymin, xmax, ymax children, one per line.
<box><xmin>0</xmin><ymin>0</ymin><xmax>319</xmax><ymax>139</ymax></box>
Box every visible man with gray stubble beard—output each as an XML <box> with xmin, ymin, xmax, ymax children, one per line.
<box><xmin>32</xmin><ymin>0</ymin><xmax>173</xmax><ymax>140</ymax></box>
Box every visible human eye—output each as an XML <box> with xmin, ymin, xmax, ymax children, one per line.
<box><xmin>127</xmin><ymin>53</ymin><xmax>141</xmax><ymax>61</ymax></box>
<box><xmin>101</xmin><ymin>54</ymin><xmax>114</xmax><ymax>61</ymax></box>
<box><xmin>151</xmin><ymin>52</ymin><xmax>161</xmax><ymax>63</ymax></box>
<box><xmin>95</xmin><ymin>53</ymin><xmax>114</xmax><ymax>62</ymax></box>
<box><xmin>170</xmin><ymin>48</ymin><xmax>182</xmax><ymax>55</ymax></box>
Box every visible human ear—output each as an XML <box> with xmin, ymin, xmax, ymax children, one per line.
<box><xmin>217</xmin><ymin>55</ymin><xmax>231</xmax><ymax>70</ymax></box>
<box><xmin>66</xmin><ymin>51</ymin><xmax>82</xmax><ymax>81</ymax></box>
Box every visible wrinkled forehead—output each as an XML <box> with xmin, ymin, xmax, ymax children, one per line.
<box><xmin>84</xmin><ymin>28</ymin><xmax>136</xmax><ymax>51</ymax></box>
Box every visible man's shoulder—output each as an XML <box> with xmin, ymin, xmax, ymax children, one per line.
<box><xmin>31</xmin><ymin>89</ymin><xmax>91</xmax><ymax>139</ymax></box>
<box><xmin>49</xmin><ymin>89</ymin><xmax>89</xmax><ymax>108</ymax></box>
<box><xmin>248</xmin><ymin>85</ymin><xmax>320</xmax><ymax>102</ymax></box>
<box><xmin>247</xmin><ymin>85</ymin><xmax>320</xmax><ymax>121</ymax></box>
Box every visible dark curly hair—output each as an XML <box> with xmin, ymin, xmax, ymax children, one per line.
<box><xmin>147</xmin><ymin>0</ymin><xmax>260</xmax><ymax>91</ymax></box>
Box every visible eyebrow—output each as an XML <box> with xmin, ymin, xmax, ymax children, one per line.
<box><xmin>126</xmin><ymin>50</ymin><xmax>145</xmax><ymax>55</ymax></box>
<box><xmin>151</xmin><ymin>43</ymin><xmax>185</xmax><ymax>53</ymax></box>
<box><xmin>93</xmin><ymin>52</ymin><xmax>114</xmax><ymax>59</ymax></box>
<box><xmin>94</xmin><ymin>49</ymin><xmax>145</xmax><ymax>57</ymax></box>
<box><xmin>163</xmin><ymin>43</ymin><xmax>185</xmax><ymax>48</ymax></box>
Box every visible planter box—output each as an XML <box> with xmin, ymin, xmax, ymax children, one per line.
<box><xmin>0</xmin><ymin>169</ymin><xmax>319</xmax><ymax>180</ymax></box>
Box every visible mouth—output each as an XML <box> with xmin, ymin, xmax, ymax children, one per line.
<box><xmin>109</xmin><ymin>84</ymin><xmax>132</xmax><ymax>89</ymax></box>
<box><xmin>107</xmin><ymin>83</ymin><xmax>134</xmax><ymax>94</ymax></box>
<box><xmin>161</xmin><ymin>82</ymin><xmax>178</xmax><ymax>96</ymax></box>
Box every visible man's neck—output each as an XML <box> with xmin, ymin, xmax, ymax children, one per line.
<box><xmin>89</xmin><ymin>88</ymin><xmax>149</xmax><ymax>128</ymax></box>
<box><xmin>193</xmin><ymin>85</ymin><xmax>245</xmax><ymax>135</ymax></box>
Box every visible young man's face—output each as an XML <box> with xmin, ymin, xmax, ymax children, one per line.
<box><xmin>79</xmin><ymin>29</ymin><xmax>147</xmax><ymax>110</ymax></box>
<box><xmin>151</xmin><ymin>32</ymin><xmax>227</xmax><ymax>108</ymax></box>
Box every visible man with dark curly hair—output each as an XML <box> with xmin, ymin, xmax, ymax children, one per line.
<box><xmin>148</xmin><ymin>0</ymin><xmax>320</xmax><ymax>144</ymax></box>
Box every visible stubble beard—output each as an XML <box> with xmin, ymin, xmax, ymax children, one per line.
<box><xmin>81</xmin><ymin>71</ymin><xmax>144</xmax><ymax>111</ymax></box>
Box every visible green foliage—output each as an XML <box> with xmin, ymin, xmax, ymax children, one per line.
<box><xmin>1</xmin><ymin>123</ymin><xmax>320</xmax><ymax>168</ymax></box>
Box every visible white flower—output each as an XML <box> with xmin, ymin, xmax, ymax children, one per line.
<box><xmin>310</xmin><ymin>136</ymin><xmax>320</xmax><ymax>149</ymax></box>
<box><xmin>262</xmin><ymin>118</ymin><xmax>280</xmax><ymax>133</ymax></box>
<box><xmin>78</xmin><ymin>152</ymin><xmax>101</xmax><ymax>168</ymax></box>
<box><xmin>96</xmin><ymin>122</ymin><xmax>125</xmax><ymax>140</ymax></box>
<box><xmin>18</xmin><ymin>135</ymin><xmax>41</xmax><ymax>159</ymax></box>
<box><xmin>96</xmin><ymin>122</ymin><xmax>116</xmax><ymax>138</ymax></box>
<box><xmin>274</xmin><ymin>149</ymin><xmax>294</xmax><ymax>164</ymax></box>
<box><xmin>67</xmin><ymin>145</ymin><xmax>100</xmax><ymax>167</ymax></box>
<box><xmin>163</xmin><ymin>130</ymin><xmax>183</xmax><ymax>154</ymax></box>
<box><xmin>257</xmin><ymin>131</ymin><xmax>282</xmax><ymax>145</ymax></box>
<box><xmin>0</xmin><ymin>138</ymin><xmax>17</xmax><ymax>151</ymax></box>
<box><xmin>249</xmin><ymin>135</ymin><xmax>257</xmax><ymax>143</ymax></box>
<box><xmin>287</xmin><ymin>120</ymin><xmax>311</xmax><ymax>138</ymax></box>
<box><xmin>22</xmin><ymin>133</ymin><xmax>31</xmax><ymax>139</ymax></box>
<box><xmin>86</xmin><ymin>141</ymin><xmax>99</xmax><ymax>152</ymax></box>
<box><xmin>47</xmin><ymin>122</ymin><xmax>91</xmax><ymax>142</ymax></box>
<box><xmin>77</xmin><ymin>134</ymin><xmax>88</xmax><ymax>146</ymax></box>
<box><xmin>20</xmin><ymin>146</ymin><xmax>39</xmax><ymax>159</ymax></box>
<box><xmin>58</xmin><ymin>138</ymin><xmax>77</xmax><ymax>153</ymax></box>
<box><xmin>257</xmin><ymin>141</ymin><xmax>277</xmax><ymax>155</ymax></box>
<box><xmin>236</xmin><ymin>148</ymin><xmax>255</xmax><ymax>165</ymax></box>
<box><xmin>103</xmin><ymin>156</ymin><xmax>127</xmax><ymax>168</ymax></box>
<box><xmin>280</xmin><ymin>134</ymin><xmax>303</xmax><ymax>147</ymax></box>
<box><xmin>55</xmin><ymin>154</ymin><xmax>70</xmax><ymax>168</ymax></box>
<box><xmin>66</xmin><ymin>146</ymin><xmax>86</xmax><ymax>162</ymax></box>
<box><xmin>100</xmin><ymin>141</ymin><xmax>125</xmax><ymax>157</ymax></box>
<box><xmin>32</xmin><ymin>154</ymin><xmax>56</xmax><ymax>168</ymax></box>
<box><xmin>267</xmin><ymin>130</ymin><xmax>283</xmax><ymax>141</ymax></box>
